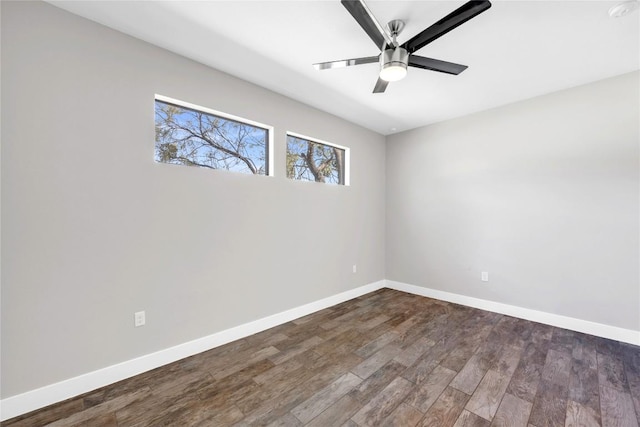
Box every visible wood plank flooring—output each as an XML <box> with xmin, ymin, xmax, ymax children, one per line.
<box><xmin>3</xmin><ymin>288</ymin><xmax>640</xmax><ymax>426</ymax></box>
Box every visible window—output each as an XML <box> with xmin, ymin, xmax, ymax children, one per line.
<box><xmin>286</xmin><ymin>133</ymin><xmax>349</xmax><ymax>185</ymax></box>
<box><xmin>154</xmin><ymin>96</ymin><xmax>272</xmax><ymax>175</ymax></box>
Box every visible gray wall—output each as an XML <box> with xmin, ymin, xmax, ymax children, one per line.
<box><xmin>386</xmin><ymin>71</ymin><xmax>639</xmax><ymax>331</ymax></box>
<box><xmin>1</xmin><ymin>1</ymin><xmax>386</xmax><ymax>398</ymax></box>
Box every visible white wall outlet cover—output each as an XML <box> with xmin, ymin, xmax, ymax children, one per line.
<box><xmin>481</xmin><ymin>272</ymin><xmax>489</xmax><ymax>282</ymax></box>
<box><xmin>134</xmin><ymin>311</ymin><xmax>146</xmax><ymax>327</ymax></box>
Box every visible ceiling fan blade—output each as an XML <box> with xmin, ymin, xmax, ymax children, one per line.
<box><xmin>401</xmin><ymin>1</ymin><xmax>492</xmax><ymax>54</ymax></box>
<box><xmin>313</xmin><ymin>56</ymin><xmax>379</xmax><ymax>70</ymax></box>
<box><xmin>341</xmin><ymin>0</ymin><xmax>393</xmax><ymax>50</ymax></box>
<box><xmin>373</xmin><ymin>77</ymin><xmax>388</xmax><ymax>93</ymax></box>
<box><xmin>408</xmin><ymin>56</ymin><xmax>468</xmax><ymax>75</ymax></box>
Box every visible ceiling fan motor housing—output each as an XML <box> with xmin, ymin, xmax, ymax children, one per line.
<box><xmin>380</xmin><ymin>47</ymin><xmax>409</xmax><ymax>81</ymax></box>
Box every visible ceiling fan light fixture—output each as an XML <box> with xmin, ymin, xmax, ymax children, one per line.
<box><xmin>379</xmin><ymin>47</ymin><xmax>409</xmax><ymax>82</ymax></box>
<box><xmin>380</xmin><ymin>63</ymin><xmax>407</xmax><ymax>82</ymax></box>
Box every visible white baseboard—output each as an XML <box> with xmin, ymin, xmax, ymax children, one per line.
<box><xmin>4</xmin><ymin>279</ymin><xmax>637</xmax><ymax>421</ymax></box>
<box><xmin>385</xmin><ymin>280</ymin><xmax>640</xmax><ymax>346</ymax></box>
<box><xmin>0</xmin><ymin>280</ymin><xmax>385</xmax><ymax>421</ymax></box>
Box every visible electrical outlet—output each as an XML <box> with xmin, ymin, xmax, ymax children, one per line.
<box><xmin>481</xmin><ymin>272</ymin><xmax>489</xmax><ymax>282</ymax></box>
<box><xmin>134</xmin><ymin>311</ymin><xmax>146</xmax><ymax>327</ymax></box>
<box><xmin>352</xmin><ymin>264</ymin><xmax>357</xmax><ymax>273</ymax></box>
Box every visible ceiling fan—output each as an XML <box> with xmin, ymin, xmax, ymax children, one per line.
<box><xmin>314</xmin><ymin>0</ymin><xmax>492</xmax><ymax>93</ymax></box>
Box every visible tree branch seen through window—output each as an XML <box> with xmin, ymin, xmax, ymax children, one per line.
<box><xmin>286</xmin><ymin>135</ymin><xmax>345</xmax><ymax>185</ymax></box>
<box><xmin>155</xmin><ymin>100</ymin><xmax>268</xmax><ymax>175</ymax></box>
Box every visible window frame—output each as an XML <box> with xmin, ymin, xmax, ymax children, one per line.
<box><xmin>154</xmin><ymin>94</ymin><xmax>274</xmax><ymax>176</ymax></box>
<box><xmin>286</xmin><ymin>131</ymin><xmax>351</xmax><ymax>186</ymax></box>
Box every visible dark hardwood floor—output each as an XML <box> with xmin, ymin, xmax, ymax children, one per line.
<box><xmin>3</xmin><ymin>289</ymin><xmax>640</xmax><ymax>426</ymax></box>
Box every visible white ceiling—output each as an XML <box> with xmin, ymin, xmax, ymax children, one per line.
<box><xmin>48</xmin><ymin>0</ymin><xmax>639</xmax><ymax>135</ymax></box>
